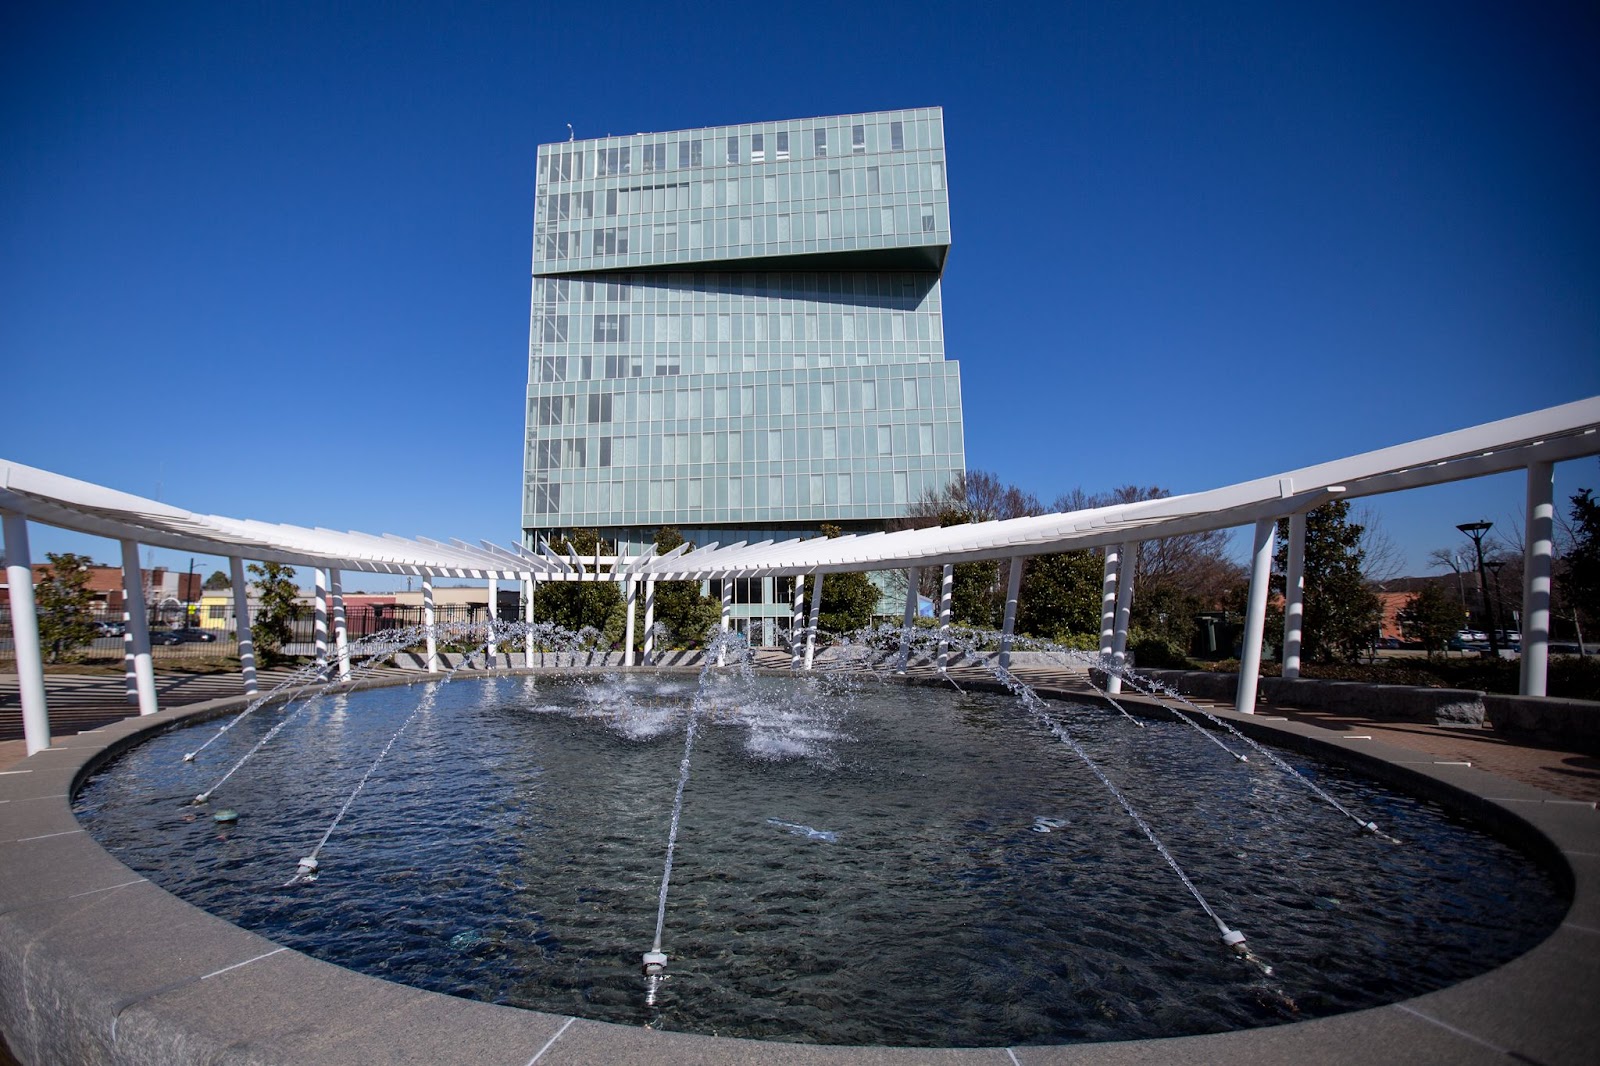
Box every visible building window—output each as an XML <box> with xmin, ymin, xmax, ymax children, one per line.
<box><xmin>776</xmin><ymin>131</ymin><xmax>789</xmax><ymax>160</ymax></box>
<box><xmin>751</xmin><ymin>133</ymin><xmax>764</xmax><ymax>162</ymax></box>
<box><xmin>890</xmin><ymin>120</ymin><xmax>904</xmax><ymax>150</ymax></box>
<box><xmin>852</xmin><ymin>124</ymin><xmax>865</xmax><ymax>152</ymax></box>
<box><xmin>814</xmin><ymin>128</ymin><xmax>827</xmax><ymax>156</ymax></box>
<box><xmin>592</xmin><ymin>227</ymin><xmax>629</xmax><ymax>255</ymax></box>
<box><xmin>530</xmin><ymin>481</ymin><xmax>560</xmax><ymax>515</ymax></box>
<box><xmin>726</xmin><ymin>135</ymin><xmax>739</xmax><ymax>164</ymax></box>
<box><xmin>587</xmin><ymin>393</ymin><xmax>613</xmax><ymax>423</ymax></box>
<box><xmin>592</xmin><ymin>314</ymin><xmax>629</xmax><ymax>343</ymax></box>
<box><xmin>643</xmin><ymin>142</ymin><xmax>667</xmax><ymax>171</ymax></box>
<box><xmin>679</xmin><ymin>139</ymin><xmax>702</xmax><ymax>168</ymax></box>
<box><xmin>600</xmin><ymin>147</ymin><xmax>631</xmax><ymax>175</ymax></box>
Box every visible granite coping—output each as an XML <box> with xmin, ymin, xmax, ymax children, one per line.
<box><xmin>1</xmin><ymin>671</ymin><xmax>1595</xmax><ymax>1065</ymax></box>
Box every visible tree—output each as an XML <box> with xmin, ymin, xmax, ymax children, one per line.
<box><xmin>1397</xmin><ymin>583</ymin><xmax>1464</xmax><ymax>657</ymax></box>
<box><xmin>533</xmin><ymin>529</ymin><xmax>623</xmax><ymax>639</ymax></box>
<box><xmin>904</xmin><ymin>470</ymin><xmax>1041</xmax><ymax>627</ymax></box>
<box><xmin>202</xmin><ymin>570</ymin><xmax>230</xmax><ymax>591</ymax></box>
<box><xmin>649</xmin><ymin>527</ymin><xmax>721</xmax><ymax>647</ymax></box>
<box><xmin>815</xmin><ymin>524</ymin><xmax>880</xmax><ymax>634</ymax></box>
<box><xmin>1058</xmin><ymin>485</ymin><xmax>1243</xmax><ymax>653</ymax></box>
<box><xmin>1273</xmin><ymin>501</ymin><xmax>1383</xmax><ymax>663</ymax></box>
<box><xmin>1015</xmin><ymin>551</ymin><xmax>1102</xmax><ymax>642</ymax></box>
<box><xmin>35</xmin><ymin>553</ymin><xmax>98</xmax><ymax>663</ymax></box>
<box><xmin>1562</xmin><ymin>487</ymin><xmax>1599</xmax><ymax>637</ymax></box>
<box><xmin>248</xmin><ymin>561</ymin><xmax>299</xmax><ymax>665</ymax></box>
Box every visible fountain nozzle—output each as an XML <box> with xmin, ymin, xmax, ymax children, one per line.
<box><xmin>1221</xmin><ymin>929</ymin><xmax>1248</xmax><ymax>955</ymax></box>
<box><xmin>296</xmin><ymin>856</ymin><xmax>319</xmax><ymax>875</ymax></box>
<box><xmin>193</xmin><ymin>792</ymin><xmax>210</xmax><ymax>805</ymax></box>
<box><xmin>642</xmin><ymin>950</ymin><xmax>668</xmax><ymax>976</ymax></box>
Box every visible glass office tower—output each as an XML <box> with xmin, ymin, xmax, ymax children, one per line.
<box><xmin>523</xmin><ymin>108</ymin><xmax>965</xmax><ymax>633</ymax></box>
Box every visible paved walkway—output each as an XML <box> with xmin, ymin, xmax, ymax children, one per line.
<box><xmin>2</xmin><ymin>664</ymin><xmax>1597</xmax><ymax>803</ymax></box>
<box><xmin>0</xmin><ymin>667</ymin><xmax>304</xmax><ymax>768</ymax></box>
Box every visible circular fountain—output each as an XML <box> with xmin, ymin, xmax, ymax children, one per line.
<box><xmin>65</xmin><ymin>628</ymin><xmax>1569</xmax><ymax>1050</ymax></box>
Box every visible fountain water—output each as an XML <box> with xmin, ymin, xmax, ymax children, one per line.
<box><xmin>70</xmin><ymin>617</ymin><xmax>1566</xmax><ymax>1047</ymax></box>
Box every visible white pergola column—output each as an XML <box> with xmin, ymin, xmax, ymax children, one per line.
<box><xmin>1281</xmin><ymin>512</ymin><xmax>1307</xmax><ymax>680</ymax></box>
<box><xmin>623</xmin><ymin>575</ymin><xmax>638</xmax><ymax>667</ymax></box>
<box><xmin>1235</xmin><ymin>518</ymin><xmax>1278</xmax><ymax>714</ymax></box>
<box><xmin>313</xmin><ymin>568</ymin><xmax>329</xmax><ymax>678</ymax></box>
<box><xmin>1099</xmin><ymin>546</ymin><xmax>1120</xmax><ymax>658</ymax></box>
<box><xmin>1106</xmin><ymin>541</ymin><xmax>1136</xmax><ymax>695</ymax></box>
<box><xmin>228</xmin><ymin>555</ymin><xmax>257</xmax><ymax>696</ymax></box>
<box><xmin>937</xmin><ymin>563</ymin><xmax>954</xmax><ymax>671</ymax></box>
<box><xmin>897</xmin><ymin>566</ymin><xmax>920</xmax><ymax>673</ymax></box>
<box><xmin>1521</xmin><ymin>460</ymin><xmax>1555</xmax><ymax>696</ymax></box>
<box><xmin>330</xmin><ymin>568</ymin><xmax>350</xmax><ymax>681</ymax></box>
<box><xmin>4</xmin><ymin>511</ymin><xmax>51</xmax><ymax>754</ymax></box>
<box><xmin>523</xmin><ymin>575</ymin><xmax>537</xmax><ymax>669</ymax></box>
<box><xmin>999</xmin><ymin>557</ymin><xmax>1023</xmax><ymax>670</ymax></box>
<box><xmin>422</xmin><ymin>573</ymin><xmax>438</xmax><ymax>673</ymax></box>
<box><xmin>804</xmin><ymin>571</ymin><xmax>823</xmax><ymax>670</ymax></box>
<box><xmin>642</xmin><ymin>577</ymin><xmax>657</xmax><ymax>664</ymax></box>
<box><xmin>718</xmin><ymin>577</ymin><xmax>732</xmax><ymax>665</ymax></box>
<box><xmin>790</xmin><ymin>574</ymin><xmax>806</xmax><ymax>669</ymax></box>
<box><xmin>120</xmin><ymin>538</ymin><xmax>158</xmax><ymax>715</ymax></box>
<box><xmin>486</xmin><ymin>576</ymin><xmax>499</xmax><ymax>665</ymax></box>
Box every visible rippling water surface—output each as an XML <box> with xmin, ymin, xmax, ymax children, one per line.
<box><xmin>74</xmin><ymin>673</ymin><xmax>1566</xmax><ymax>1047</ymax></box>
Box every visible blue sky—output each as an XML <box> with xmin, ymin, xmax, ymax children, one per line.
<box><xmin>3</xmin><ymin>1</ymin><xmax>1597</xmax><ymax>590</ymax></box>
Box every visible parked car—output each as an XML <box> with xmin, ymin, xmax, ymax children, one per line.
<box><xmin>94</xmin><ymin>620</ymin><xmax>126</xmax><ymax>637</ymax></box>
<box><xmin>155</xmin><ymin>627</ymin><xmax>216</xmax><ymax>645</ymax></box>
<box><xmin>1375</xmin><ymin>637</ymin><xmax>1401</xmax><ymax>649</ymax></box>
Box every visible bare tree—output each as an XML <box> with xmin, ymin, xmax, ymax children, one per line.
<box><xmin>1354</xmin><ymin>506</ymin><xmax>1403</xmax><ymax>583</ymax></box>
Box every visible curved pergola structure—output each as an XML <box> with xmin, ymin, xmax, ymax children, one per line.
<box><xmin>5</xmin><ymin>395</ymin><xmax>1599</xmax><ymax>754</ymax></box>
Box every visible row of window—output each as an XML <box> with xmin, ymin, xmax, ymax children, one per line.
<box><xmin>534</xmin><ymin>308</ymin><xmax>939</xmax><ymax>346</ymax></box>
<box><xmin>529</xmin><ymin>377</ymin><xmax>953</xmax><ymax>426</ymax></box>
<box><xmin>539</xmin><ymin>115</ymin><xmax>939</xmax><ymax>184</ymax></box>
<box><xmin>538</xmin><ymin>205</ymin><xmax>943</xmax><ymax>263</ymax></box>
<box><xmin>527</xmin><ymin>467</ymin><xmax>938</xmax><ymax>516</ymax></box>
<box><xmin>533</xmin><ymin>346</ymin><xmax>941</xmax><ymax>382</ymax></box>
<box><xmin>537</xmin><ymin>160</ymin><xmax>945</xmax><ymax>224</ymax></box>
<box><xmin>529</xmin><ymin>422</ymin><xmax>954</xmax><ymax>470</ymax></box>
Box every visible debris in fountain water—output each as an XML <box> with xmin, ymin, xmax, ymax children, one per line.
<box><xmin>1032</xmin><ymin>816</ymin><xmax>1068</xmax><ymax>833</ymax></box>
<box><xmin>449</xmin><ymin>930</ymin><xmax>488</xmax><ymax>950</ymax></box>
<box><xmin>767</xmin><ymin>818</ymin><xmax>837</xmax><ymax>843</ymax></box>
<box><xmin>212</xmin><ymin>809</ymin><xmax>238</xmax><ymax>824</ymax></box>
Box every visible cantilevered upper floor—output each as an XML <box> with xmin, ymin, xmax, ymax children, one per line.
<box><xmin>532</xmin><ymin>107</ymin><xmax>949</xmax><ymax>274</ymax></box>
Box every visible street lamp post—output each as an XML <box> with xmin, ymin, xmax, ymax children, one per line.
<box><xmin>1456</xmin><ymin>521</ymin><xmax>1499</xmax><ymax>658</ymax></box>
<box><xmin>185</xmin><ymin>556</ymin><xmax>197</xmax><ymax>631</ymax></box>
<box><xmin>1486</xmin><ymin>559</ymin><xmax>1507</xmax><ymax>651</ymax></box>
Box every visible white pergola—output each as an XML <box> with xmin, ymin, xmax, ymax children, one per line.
<box><xmin>4</xmin><ymin>395</ymin><xmax>1598</xmax><ymax>754</ymax></box>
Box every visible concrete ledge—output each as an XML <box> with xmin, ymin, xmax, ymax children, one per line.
<box><xmin>2</xmin><ymin>670</ymin><xmax>1596</xmax><ymax>1065</ymax></box>
<box><xmin>1483</xmin><ymin>693</ymin><xmax>1600</xmax><ymax>754</ymax></box>
<box><xmin>1135</xmin><ymin>668</ymin><xmax>1600</xmax><ymax>748</ymax></box>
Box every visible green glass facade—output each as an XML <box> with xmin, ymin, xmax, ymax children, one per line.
<box><xmin>523</xmin><ymin>108</ymin><xmax>965</xmax><ymax>622</ymax></box>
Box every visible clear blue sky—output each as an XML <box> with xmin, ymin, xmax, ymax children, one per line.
<box><xmin>3</xmin><ymin>1</ymin><xmax>1597</xmax><ymax>590</ymax></box>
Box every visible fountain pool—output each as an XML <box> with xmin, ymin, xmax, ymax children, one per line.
<box><xmin>72</xmin><ymin>671</ymin><xmax>1566</xmax><ymax>1048</ymax></box>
